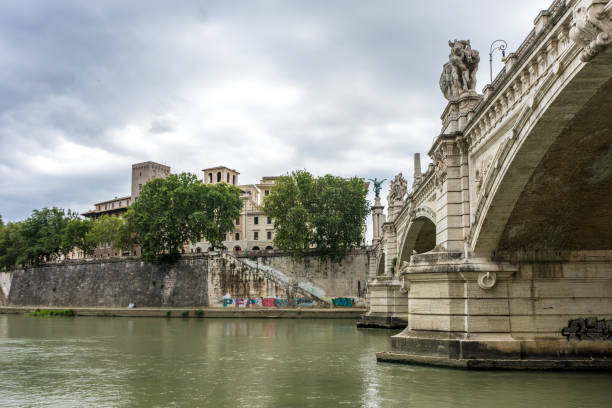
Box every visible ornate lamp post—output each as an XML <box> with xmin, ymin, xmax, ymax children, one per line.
<box><xmin>489</xmin><ymin>39</ymin><xmax>507</xmax><ymax>83</ymax></box>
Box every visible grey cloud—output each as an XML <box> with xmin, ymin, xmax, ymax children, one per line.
<box><xmin>0</xmin><ymin>0</ymin><xmax>552</xmax><ymax>232</ymax></box>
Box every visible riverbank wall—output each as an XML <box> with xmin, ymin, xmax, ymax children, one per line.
<box><xmin>0</xmin><ymin>306</ymin><xmax>366</xmax><ymax>318</ymax></box>
<box><xmin>236</xmin><ymin>248</ymin><xmax>371</xmax><ymax>298</ymax></box>
<box><xmin>0</xmin><ymin>251</ymin><xmax>370</xmax><ymax>309</ymax></box>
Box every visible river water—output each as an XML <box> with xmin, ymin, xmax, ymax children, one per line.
<box><xmin>0</xmin><ymin>315</ymin><xmax>611</xmax><ymax>408</ymax></box>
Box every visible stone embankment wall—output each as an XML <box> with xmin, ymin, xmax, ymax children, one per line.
<box><xmin>0</xmin><ymin>251</ymin><xmax>370</xmax><ymax>308</ymax></box>
<box><xmin>237</xmin><ymin>248</ymin><xmax>371</xmax><ymax>298</ymax></box>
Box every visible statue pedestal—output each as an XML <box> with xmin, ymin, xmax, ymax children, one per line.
<box><xmin>440</xmin><ymin>94</ymin><xmax>481</xmax><ymax>134</ymax></box>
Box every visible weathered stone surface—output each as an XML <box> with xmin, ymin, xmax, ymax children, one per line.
<box><xmin>6</xmin><ymin>257</ymin><xmax>210</xmax><ymax>308</ymax></box>
<box><xmin>238</xmin><ymin>249</ymin><xmax>370</xmax><ymax>298</ymax></box>
<box><xmin>1</xmin><ymin>251</ymin><xmax>370</xmax><ymax>308</ymax></box>
<box><xmin>365</xmin><ymin>1</ymin><xmax>612</xmax><ymax>368</ymax></box>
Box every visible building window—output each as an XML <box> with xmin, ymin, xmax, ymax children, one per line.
<box><xmin>267</xmin><ymin>217</ymin><xmax>271</xmax><ymax>224</ymax></box>
<box><xmin>254</xmin><ymin>231</ymin><xmax>259</xmax><ymax>240</ymax></box>
<box><xmin>254</xmin><ymin>216</ymin><xmax>259</xmax><ymax>225</ymax></box>
<box><xmin>232</xmin><ymin>175</ymin><xmax>236</xmax><ymax>184</ymax></box>
<box><xmin>235</xmin><ymin>232</ymin><xmax>240</xmax><ymax>240</ymax></box>
<box><xmin>265</xmin><ymin>190</ymin><xmax>269</xmax><ymax>196</ymax></box>
<box><xmin>217</xmin><ymin>172</ymin><xmax>221</xmax><ymax>182</ymax></box>
<box><xmin>209</xmin><ymin>173</ymin><xmax>212</xmax><ymax>183</ymax></box>
<box><xmin>235</xmin><ymin>217</ymin><xmax>240</xmax><ymax>225</ymax></box>
<box><xmin>267</xmin><ymin>231</ymin><xmax>272</xmax><ymax>240</ymax></box>
<box><xmin>139</xmin><ymin>184</ymin><xmax>142</xmax><ymax>191</ymax></box>
<box><xmin>226</xmin><ymin>173</ymin><xmax>230</xmax><ymax>183</ymax></box>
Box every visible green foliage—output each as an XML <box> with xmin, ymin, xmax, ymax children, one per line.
<box><xmin>181</xmin><ymin>311</ymin><xmax>189</xmax><ymax>318</ymax></box>
<box><xmin>128</xmin><ymin>172</ymin><xmax>242</xmax><ymax>262</ymax></box>
<box><xmin>264</xmin><ymin>170</ymin><xmax>370</xmax><ymax>259</ymax></box>
<box><xmin>194</xmin><ymin>309</ymin><xmax>204</xmax><ymax>317</ymax></box>
<box><xmin>87</xmin><ymin>215</ymin><xmax>132</xmax><ymax>253</ymax></box>
<box><xmin>189</xmin><ymin>182</ymin><xmax>243</xmax><ymax>250</ymax></box>
<box><xmin>263</xmin><ymin>170</ymin><xmax>315</xmax><ymax>252</ymax></box>
<box><xmin>0</xmin><ymin>221</ymin><xmax>25</xmax><ymax>269</ymax></box>
<box><xmin>61</xmin><ymin>218</ymin><xmax>96</xmax><ymax>257</ymax></box>
<box><xmin>18</xmin><ymin>207</ymin><xmax>77</xmax><ymax>266</ymax></box>
<box><xmin>166</xmin><ymin>310</ymin><xmax>172</xmax><ymax>317</ymax></box>
<box><xmin>26</xmin><ymin>308</ymin><xmax>76</xmax><ymax>317</ymax></box>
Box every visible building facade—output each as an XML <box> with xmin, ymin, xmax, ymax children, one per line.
<box><xmin>78</xmin><ymin>161</ymin><xmax>171</xmax><ymax>259</ymax></box>
<box><xmin>186</xmin><ymin>166</ymin><xmax>277</xmax><ymax>253</ymax></box>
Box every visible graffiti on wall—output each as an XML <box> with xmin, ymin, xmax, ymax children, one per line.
<box><xmin>332</xmin><ymin>297</ymin><xmax>353</xmax><ymax>307</ymax></box>
<box><xmin>220</xmin><ymin>296</ymin><xmax>316</xmax><ymax>308</ymax></box>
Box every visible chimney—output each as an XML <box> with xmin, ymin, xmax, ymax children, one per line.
<box><xmin>413</xmin><ymin>153</ymin><xmax>422</xmax><ymax>187</ymax></box>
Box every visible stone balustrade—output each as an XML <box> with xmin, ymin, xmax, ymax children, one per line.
<box><xmin>466</xmin><ymin>0</ymin><xmax>571</xmax><ymax>153</ymax></box>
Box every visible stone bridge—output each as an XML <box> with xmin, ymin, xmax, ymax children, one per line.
<box><xmin>362</xmin><ymin>0</ymin><xmax>612</xmax><ymax>369</ymax></box>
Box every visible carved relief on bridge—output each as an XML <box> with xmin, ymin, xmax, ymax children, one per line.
<box><xmin>431</xmin><ymin>139</ymin><xmax>462</xmax><ymax>189</ymax></box>
<box><xmin>570</xmin><ymin>0</ymin><xmax>612</xmax><ymax>62</ymax></box>
<box><xmin>474</xmin><ymin>156</ymin><xmax>493</xmax><ymax>195</ymax></box>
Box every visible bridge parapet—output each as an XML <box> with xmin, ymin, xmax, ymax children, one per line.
<box><xmin>466</xmin><ymin>0</ymin><xmax>573</xmax><ymax>154</ymax></box>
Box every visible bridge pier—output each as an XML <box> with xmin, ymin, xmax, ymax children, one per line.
<box><xmin>363</xmin><ymin>1</ymin><xmax>612</xmax><ymax>367</ymax></box>
<box><xmin>377</xmin><ymin>250</ymin><xmax>612</xmax><ymax>369</ymax></box>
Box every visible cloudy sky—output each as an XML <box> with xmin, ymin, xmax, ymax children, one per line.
<box><xmin>0</xmin><ymin>0</ymin><xmax>551</xmax><ymax>240</ymax></box>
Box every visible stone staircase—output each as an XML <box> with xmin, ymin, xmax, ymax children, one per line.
<box><xmin>223</xmin><ymin>253</ymin><xmax>330</xmax><ymax>305</ymax></box>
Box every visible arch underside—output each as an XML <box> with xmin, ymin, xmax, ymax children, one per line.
<box><xmin>474</xmin><ymin>59</ymin><xmax>612</xmax><ymax>255</ymax></box>
<box><xmin>399</xmin><ymin>217</ymin><xmax>436</xmax><ymax>264</ymax></box>
<box><xmin>498</xmin><ymin>77</ymin><xmax>612</xmax><ymax>253</ymax></box>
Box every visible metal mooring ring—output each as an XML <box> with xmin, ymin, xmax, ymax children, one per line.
<box><xmin>478</xmin><ymin>272</ymin><xmax>497</xmax><ymax>290</ymax></box>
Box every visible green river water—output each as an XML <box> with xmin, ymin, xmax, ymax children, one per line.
<box><xmin>0</xmin><ymin>314</ymin><xmax>611</xmax><ymax>407</ymax></box>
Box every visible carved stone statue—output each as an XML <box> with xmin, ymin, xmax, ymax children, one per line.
<box><xmin>387</xmin><ymin>173</ymin><xmax>407</xmax><ymax>204</ymax></box>
<box><xmin>368</xmin><ymin>178</ymin><xmax>386</xmax><ymax>198</ymax></box>
<box><xmin>569</xmin><ymin>0</ymin><xmax>612</xmax><ymax>62</ymax></box>
<box><xmin>439</xmin><ymin>40</ymin><xmax>480</xmax><ymax>101</ymax></box>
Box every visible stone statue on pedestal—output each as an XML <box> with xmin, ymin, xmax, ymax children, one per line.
<box><xmin>439</xmin><ymin>40</ymin><xmax>480</xmax><ymax>101</ymax></box>
<box><xmin>387</xmin><ymin>173</ymin><xmax>407</xmax><ymax>204</ymax></box>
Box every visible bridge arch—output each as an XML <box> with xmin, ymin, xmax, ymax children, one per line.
<box><xmin>397</xmin><ymin>208</ymin><xmax>437</xmax><ymax>264</ymax></box>
<box><xmin>471</xmin><ymin>52</ymin><xmax>612</xmax><ymax>256</ymax></box>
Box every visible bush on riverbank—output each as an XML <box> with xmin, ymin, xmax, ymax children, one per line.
<box><xmin>26</xmin><ymin>308</ymin><xmax>76</xmax><ymax>317</ymax></box>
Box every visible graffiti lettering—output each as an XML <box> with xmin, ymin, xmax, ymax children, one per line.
<box><xmin>332</xmin><ymin>297</ymin><xmax>353</xmax><ymax>307</ymax></box>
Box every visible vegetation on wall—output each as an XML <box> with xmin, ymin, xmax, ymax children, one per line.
<box><xmin>0</xmin><ymin>173</ymin><xmax>242</xmax><ymax>267</ymax></box>
<box><xmin>263</xmin><ymin>170</ymin><xmax>370</xmax><ymax>259</ymax></box>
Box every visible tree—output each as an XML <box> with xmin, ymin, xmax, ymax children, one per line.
<box><xmin>127</xmin><ymin>172</ymin><xmax>242</xmax><ymax>261</ymax></box>
<box><xmin>61</xmin><ymin>218</ymin><xmax>96</xmax><ymax>257</ymax></box>
<box><xmin>190</xmin><ymin>182</ymin><xmax>243</xmax><ymax>250</ymax></box>
<box><xmin>264</xmin><ymin>170</ymin><xmax>370</xmax><ymax>259</ymax></box>
<box><xmin>87</xmin><ymin>215</ymin><xmax>133</xmax><ymax>254</ymax></box>
<box><xmin>262</xmin><ymin>170</ymin><xmax>315</xmax><ymax>253</ymax></box>
<box><xmin>0</xmin><ymin>221</ymin><xmax>25</xmax><ymax>269</ymax></box>
<box><xmin>18</xmin><ymin>207</ymin><xmax>77</xmax><ymax>265</ymax></box>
